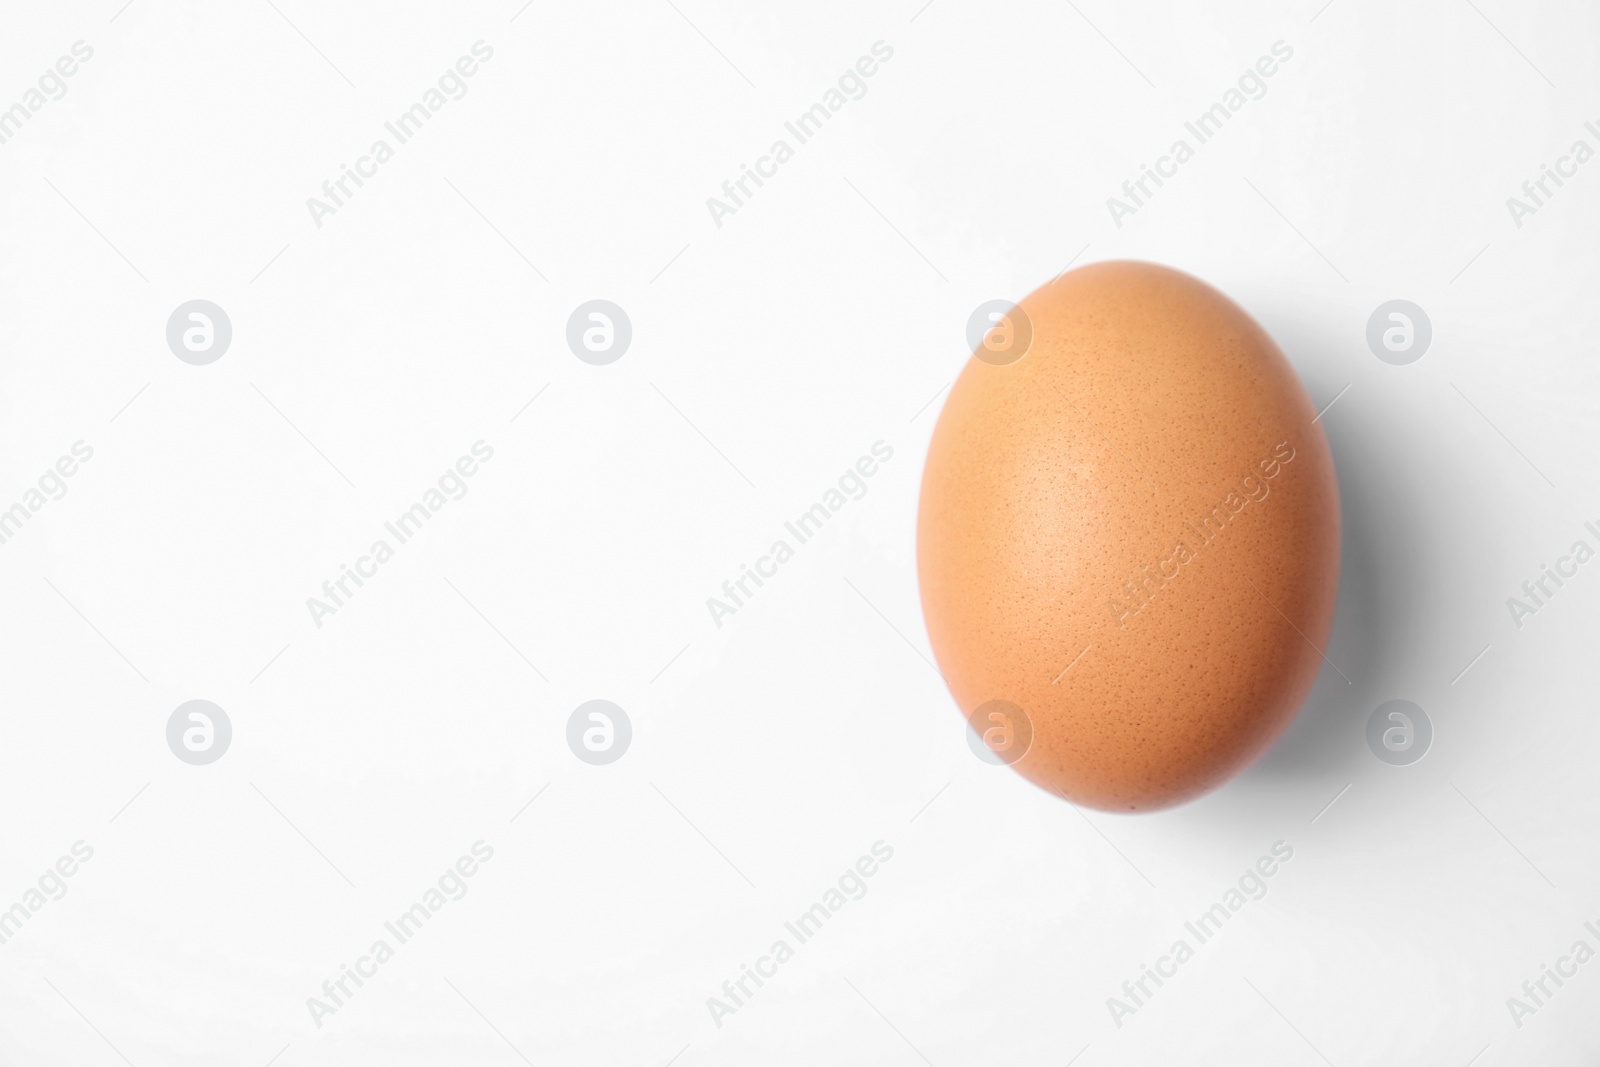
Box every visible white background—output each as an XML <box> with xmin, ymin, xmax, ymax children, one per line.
<box><xmin>1</xmin><ymin>0</ymin><xmax>1598</xmax><ymax>1064</ymax></box>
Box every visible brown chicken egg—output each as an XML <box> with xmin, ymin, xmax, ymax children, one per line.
<box><xmin>917</xmin><ymin>261</ymin><xmax>1340</xmax><ymax>811</ymax></box>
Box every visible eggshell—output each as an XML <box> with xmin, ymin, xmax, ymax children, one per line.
<box><xmin>917</xmin><ymin>261</ymin><xmax>1340</xmax><ymax>812</ymax></box>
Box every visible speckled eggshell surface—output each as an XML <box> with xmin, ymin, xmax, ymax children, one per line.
<box><xmin>917</xmin><ymin>261</ymin><xmax>1340</xmax><ymax>812</ymax></box>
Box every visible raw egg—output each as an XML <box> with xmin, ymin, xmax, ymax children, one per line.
<box><xmin>917</xmin><ymin>261</ymin><xmax>1340</xmax><ymax>811</ymax></box>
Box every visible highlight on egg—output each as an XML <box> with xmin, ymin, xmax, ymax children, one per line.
<box><xmin>917</xmin><ymin>261</ymin><xmax>1341</xmax><ymax>812</ymax></box>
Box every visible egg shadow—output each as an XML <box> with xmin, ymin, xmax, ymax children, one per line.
<box><xmin>1222</xmin><ymin>320</ymin><xmax>1414</xmax><ymax>790</ymax></box>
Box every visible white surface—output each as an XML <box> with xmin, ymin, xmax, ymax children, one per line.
<box><xmin>1</xmin><ymin>1</ymin><xmax>1597</xmax><ymax>1064</ymax></box>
